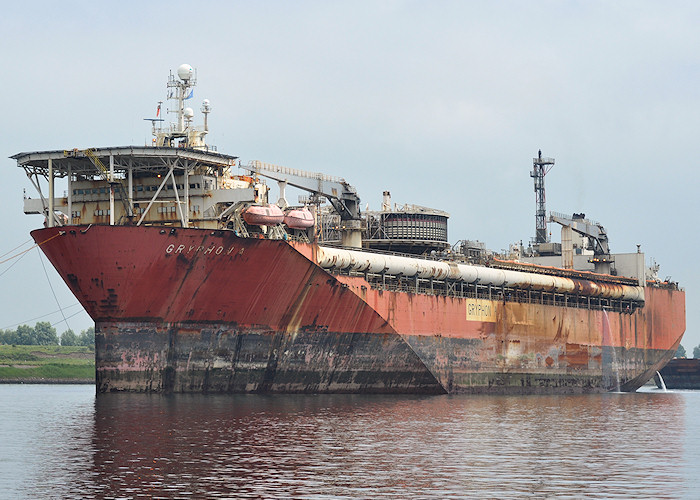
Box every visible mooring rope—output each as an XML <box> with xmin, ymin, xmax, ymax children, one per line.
<box><xmin>0</xmin><ymin>238</ymin><xmax>32</xmax><ymax>259</ymax></box>
<box><xmin>1</xmin><ymin>302</ymin><xmax>81</xmax><ymax>330</ymax></box>
<box><xmin>0</xmin><ymin>232</ymin><xmax>62</xmax><ymax>265</ymax></box>
<box><xmin>36</xmin><ymin>245</ymin><xmax>72</xmax><ymax>333</ymax></box>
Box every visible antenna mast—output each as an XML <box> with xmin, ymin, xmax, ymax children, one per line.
<box><xmin>530</xmin><ymin>150</ymin><xmax>555</xmax><ymax>244</ymax></box>
<box><xmin>145</xmin><ymin>64</ymin><xmax>212</xmax><ymax>150</ymax></box>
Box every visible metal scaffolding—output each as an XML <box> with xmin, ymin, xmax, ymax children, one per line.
<box><xmin>530</xmin><ymin>150</ymin><xmax>555</xmax><ymax>244</ymax></box>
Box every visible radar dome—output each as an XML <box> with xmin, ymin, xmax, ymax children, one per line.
<box><xmin>203</xmin><ymin>99</ymin><xmax>210</xmax><ymax>105</ymax></box>
<box><xmin>177</xmin><ymin>64</ymin><xmax>194</xmax><ymax>81</ymax></box>
<box><xmin>184</xmin><ymin>107</ymin><xmax>194</xmax><ymax>119</ymax></box>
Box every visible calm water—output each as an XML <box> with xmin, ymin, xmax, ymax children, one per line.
<box><xmin>1</xmin><ymin>386</ymin><xmax>699</xmax><ymax>499</ymax></box>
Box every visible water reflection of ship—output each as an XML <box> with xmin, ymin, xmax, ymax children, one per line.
<box><xmin>81</xmin><ymin>394</ymin><xmax>689</xmax><ymax>498</ymax></box>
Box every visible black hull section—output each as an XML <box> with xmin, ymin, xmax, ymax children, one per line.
<box><xmin>95</xmin><ymin>322</ymin><xmax>445</xmax><ymax>394</ymax></box>
<box><xmin>95</xmin><ymin>322</ymin><xmax>673</xmax><ymax>394</ymax></box>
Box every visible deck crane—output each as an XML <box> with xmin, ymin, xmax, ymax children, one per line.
<box><xmin>239</xmin><ymin>160</ymin><xmax>363</xmax><ymax>247</ymax></box>
<box><xmin>549</xmin><ymin>213</ymin><xmax>613</xmax><ymax>274</ymax></box>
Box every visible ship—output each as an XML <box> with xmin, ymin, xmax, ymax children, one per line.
<box><xmin>655</xmin><ymin>358</ymin><xmax>700</xmax><ymax>390</ymax></box>
<box><xmin>12</xmin><ymin>64</ymin><xmax>685</xmax><ymax>394</ymax></box>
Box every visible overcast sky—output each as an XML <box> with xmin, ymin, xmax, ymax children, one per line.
<box><xmin>1</xmin><ymin>1</ymin><xmax>698</xmax><ymax>351</ymax></box>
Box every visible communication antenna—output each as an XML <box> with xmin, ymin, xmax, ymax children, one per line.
<box><xmin>145</xmin><ymin>64</ymin><xmax>213</xmax><ymax>149</ymax></box>
<box><xmin>201</xmin><ymin>99</ymin><xmax>211</xmax><ymax>132</ymax></box>
<box><xmin>530</xmin><ymin>150</ymin><xmax>555</xmax><ymax>244</ymax></box>
<box><xmin>170</xmin><ymin>63</ymin><xmax>196</xmax><ymax>134</ymax></box>
<box><xmin>143</xmin><ymin>100</ymin><xmax>165</xmax><ymax>143</ymax></box>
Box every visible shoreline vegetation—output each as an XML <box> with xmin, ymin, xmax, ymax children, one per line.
<box><xmin>0</xmin><ymin>345</ymin><xmax>95</xmax><ymax>384</ymax></box>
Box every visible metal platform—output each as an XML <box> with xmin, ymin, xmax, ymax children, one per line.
<box><xmin>12</xmin><ymin>146</ymin><xmax>237</xmax><ymax>178</ymax></box>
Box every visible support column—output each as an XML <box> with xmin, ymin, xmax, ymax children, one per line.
<box><xmin>67</xmin><ymin>165</ymin><xmax>72</xmax><ymax>224</ymax></box>
<box><xmin>561</xmin><ymin>225</ymin><xmax>574</xmax><ymax>269</ymax></box>
<box><xmin>340</xmin><ymin>219</ymin><xmax>363</xmax><ymax>248</ymax></box>
<box><xmin>128</xmin><ymin>158</ymin><xmax>133</xmax><ymax>217</ymax></box>
<box><xmin>109</xmin><ymin>154</ymin><xmax>115</xmax><ymax>225</ymax></box>
<box><xmin>184</xmin><ymin>161</ymin><xmax>189</xmax><ymax>227</ymax></box>
<box><xmin>48</xmin><ymin>159</ymin><xmax>54</xmax><ymax>227</ymax></box>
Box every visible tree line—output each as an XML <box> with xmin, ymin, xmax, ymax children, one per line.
<box><xmin>675</xmin><ymin>344</ymin><xmax>700</xmax><ymax>359</ymax></box>
<box><xmin>0</xmin><ymin>322</ymin><xmax>95</xmax><ymax>347</ymax></box>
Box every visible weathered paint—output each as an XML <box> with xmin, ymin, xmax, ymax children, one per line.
<box><xmin>32</xmin><ymin>225</ymin><xmax>685</xmax><ymax>394</ymax></box>
<box><xmin>95</xmin><ymin>322</ymin><xmax>444</xmax><ymax>393</ymax></box>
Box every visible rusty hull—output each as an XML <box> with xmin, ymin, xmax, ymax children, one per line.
<box><xmin>32</xmin><ymin>225</ymin><xmax>685</xmax><ymax>394</ymax></box>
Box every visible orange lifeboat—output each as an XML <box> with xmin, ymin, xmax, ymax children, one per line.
<box><xmin>284</xmin><ymin>208</ymin><xmax>315</xmax><ymax>229</ymax></box>
<box><xmin>243</xmin><ymin>204</ymin><xmax>284</xmax><ymax>226</ymax></box>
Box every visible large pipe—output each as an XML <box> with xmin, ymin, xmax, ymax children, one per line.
<box><xmin>316</xmin><ymin>246</ymin><xmax>644</xmax><ymax>302</ymax></box>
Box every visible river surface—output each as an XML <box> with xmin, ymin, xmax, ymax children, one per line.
<box><xmin>1</xmin><ymin>385</ymin><xmax>699</xmax><ymax>499</ymax></box>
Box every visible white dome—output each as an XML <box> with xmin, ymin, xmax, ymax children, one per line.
<box><xmin>183</xmin><ymin>107</ymin><xmax>194</xmax><ymax>119</ymax></box>
<box><xmin>177</xmin><ymin>64</ymin><xmax>194</xmax><ymax>81</ymax></box>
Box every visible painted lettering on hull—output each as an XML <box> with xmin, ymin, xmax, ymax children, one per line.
<box><xmin>466</xmin><ymin>299</ymin><xmax>496</xmax><ymax>322</ymax></box>
<box><xmin>166</xmin><ymin>243</ymin><xmax>232</xmax><ymax>256</ymax></box>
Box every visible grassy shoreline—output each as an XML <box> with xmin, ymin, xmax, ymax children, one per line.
<box><xmin>0</xmin><ymin>379</ymin><xmax>94</xmax><ymax>384</ymax></box>
<box><xmin>0</xmin><ymin>345</ymin><xmax>95</xmax><ymax>383</ymax></box>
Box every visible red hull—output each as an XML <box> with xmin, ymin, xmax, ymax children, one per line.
<box><xmin>32</xmin><ymin>225</ymin><xmax>685</xmax><ymax>393</ymax></box>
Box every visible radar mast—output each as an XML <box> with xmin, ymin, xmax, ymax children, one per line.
<box><xmin>147</xmin><ymin>64</ymin><xmax>213</xmax><ymax>150</ymax></box>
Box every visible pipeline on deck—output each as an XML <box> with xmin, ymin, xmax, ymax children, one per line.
<box><xmin>336</xmin><ymin>268</ymin><xmax>643</xmax><ymax>313</ymax></box>
<box><xmin>317</xmin><ymin>246</ymin><xmax>645</xmax><ymax>303</ymax></box>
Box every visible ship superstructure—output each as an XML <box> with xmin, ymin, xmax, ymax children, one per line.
<box><xmin>12</xmin><ymin>65</ymin><xmax>685</xmax><ymax>394</ymax></box>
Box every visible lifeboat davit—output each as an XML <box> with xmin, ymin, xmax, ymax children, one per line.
<box><xmin>284</xmin><ymin>207</ymin><xmax>315</xmax><ymax>229</ymax></box>
<box><xmin>243</xmin><ymin>204</ymin><xmax>284</xmax><ymax>226</ymax></box>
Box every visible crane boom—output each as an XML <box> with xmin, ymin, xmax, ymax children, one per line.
<box><xmin>549</xmin><ymin>213</ymin><xmax>609</xmax><ymax>255</ymax></box>
<box><xmin>240</xmin><ymin>160</ymin><xmax>361</xmax><ymax>221</ymax></box>
<box><xmin>240</xmin><ymin>160</ymin><xmax>364</xmax><ymax>247</ymax></box>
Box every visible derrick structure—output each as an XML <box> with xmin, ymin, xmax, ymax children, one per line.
<box><xmin>531</xmin><ymin>150</ymin><xmax>555</xmax><ymax>244</ymax></box>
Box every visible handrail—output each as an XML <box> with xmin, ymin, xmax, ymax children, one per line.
<box><xmin>248</xmin><ymin>160</ymin><xmax>346</xmax><ymax>184</ymax></box>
